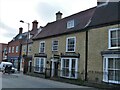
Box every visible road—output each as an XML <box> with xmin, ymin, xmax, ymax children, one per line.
<box><xmin>1</xmin><ymin>72</ymin><xmax>98</xmax><ymax>89</ymax></box>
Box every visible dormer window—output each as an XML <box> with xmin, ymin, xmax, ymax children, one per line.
<box><xmin>67</xmin><ymin>20</ymin><xmax>74</xmax><ymax>29</ymax></box>
<box><xmin>19</xmin><ymin>35</ymin><xmax>22</xmax><ymax>39</ymax></box>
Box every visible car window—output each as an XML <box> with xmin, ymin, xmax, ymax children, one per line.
<box><xmin>3</xmin><ymin>64</ymin><xmax>5</xmax><ymax>67</ymax></box>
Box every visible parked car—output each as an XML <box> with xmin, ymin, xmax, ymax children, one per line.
<box><xmin>0</xmin><ymin>62</ymin><xmax>17</xmax><ymax>73</ymax></box>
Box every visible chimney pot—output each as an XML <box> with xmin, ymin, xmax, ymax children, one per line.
<box><xmin>56</xmin><ymin>11</ymin><xmax>62</xmax><ymax>21</ymax></box>
<box><xmin>32</xmin><ymin>20</ymin><xmax>38</xmax><ymax>30</ymax></box>
<box><xmin>97</xmin><ymin>0</ymin><xmax>107</xmax><ymax>5</ymax></box>
<box><xmin>19</xmin><ymin>27</ymin><xmax>23</xmax><ymax>34</ymax></box>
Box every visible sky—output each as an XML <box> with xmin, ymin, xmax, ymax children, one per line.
<box><xmin>0</xmin><ymin>0</ymin><xmax>97</xmax><ymax>43</ymax></box>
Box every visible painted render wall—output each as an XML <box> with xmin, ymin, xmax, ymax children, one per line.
<box><xmin>87</xmin><ymin>24</ymin><xmax>119</xmax><ymax>82</ymax></box>
<box><xmin>32</xmin><ymin>31</ymin><xmax>87</xmax><ymax>79</ymax></box>
<box><xmin>31</xmin><ymin>24</ymin><xmax>119</xmax><ymax>82</ymax></box>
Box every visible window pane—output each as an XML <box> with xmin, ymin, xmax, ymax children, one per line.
<box><xmin>72</xmin><ymin>59</ymin><xmax>76</xmax><ymax>68</ymax></box>
<box><xmin>111</xmin><ymin>39</ymin><xmax>117</xmax><ymax>47</ymax></box>
<box><xmin>54</xmin><ymin>41</ymin><xmax>58</xmax><ymax>45</ymax></box>
<box><xmin>115</xmin><ymin>58</ymin><xmax>120</xmax><ymax>69</ymax></box>
<box><xmin>66</xmin><ymin>59</ymin><xmax>69</xmax><ymax>67</ymax></box>
<box><xmin>35</xmin><ymin>58</ymin><xmax>39</xmax><ymax>71</ymax></box>
<box><xmin>108</xmin><ymin>70</ymin><xmax>114</xmax><ymax>80</ymax></box>
<box><xmin>40</xmin><ymin>48</ymin><xmax>44</xmax><ymax>53</ymax></box>
<box><xmin>111</xmin><ymin>31</ymin><xmax>116</xmax><ymax>38</ymax></box>
<box><xmin>66</xmin><ymin>68</ymin><xmax>69</xmax><ymax>76</ymax></box>
<box><xmin>69</xmin><ymin>39</ymin><xmax>74</xmax><ymax>44</ymax></box>
<box><xmin>62</xmin><ymin>68</ymin><xmax>69</xmax><ymax>76</ymax></box>
<box><xmin>63</xmin><ymin>59</ymin><xmax>69</xmax><ymax>68</ymax></box>
<box><xmin>71</xmin><ymin>69</ymin><xmax>75</xmax><ymax>77</ymax></box>
<box><xmin>41</xmin><ymin>59</ymin><xmax>44</xmax><ymax>65</ymax></box>
<box><xmin>63</xmin><ymin>60</ymin><xmax>65</xmax><ymax>67</ymax></box>
<box><xmin>118</xmin><ymin>38</ymin><xmax>120</xmax><ymax>47</ymax></box>
<box><xmin>108</xmin><ymin>58</ymin><xmax>114</xmax><ymax>68</ymax></box>
<box><xmin>71</xmin><ymin>59</ymin><xmax>76</xmax><ymax>77</ymax></box>
<box><xmin>115</xmin><ymin>70</ymin><xmax>120</xmax><ymax>81</ymax></box>
<box><xmin>118</xmin><ymin>30</ymin><xmax>120</xmax><ymax>38</ymax></box>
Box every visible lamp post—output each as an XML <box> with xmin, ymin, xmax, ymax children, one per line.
<box><xmin>20</xmin><ymin>20</ymin><xmax>30</xmax><ymax>56</ymax></box>
<box><xmin>20</xmin><ymin>20</ymin><xmax>30</xmax><ymax>73</ymax></box>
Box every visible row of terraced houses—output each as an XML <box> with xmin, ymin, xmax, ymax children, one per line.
<box><xmin>1</xmin><ymin>1</ymin><xmax>120</xmax><ymax>85</ymax></box>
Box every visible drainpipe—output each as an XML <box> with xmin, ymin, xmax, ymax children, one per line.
<box><xmin>18</xmin><ymin>42</ymin><xmax>22</xmax><ymax>71</ymax></box>
<box><xmin>85</xmin><ymin>30</ymin><xmax>88</xmax><ymax>81</ymax></box>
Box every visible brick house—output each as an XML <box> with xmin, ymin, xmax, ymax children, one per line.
<box><xmin>7</xmin><ymin>27</ymin><xmax>27</xmax><ymax>70</ymax></box>
<box><xmin>0</xmin><ymin>43</ymin><xmax>8</xmax><ymax>62</ymax></box>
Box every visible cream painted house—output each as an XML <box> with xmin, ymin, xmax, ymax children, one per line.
<box><xmin>29</xmin><ymin>1</ymin><xmax>120</xmax><ymax>85</ymax></box>
<box><xmin>31</xmin><ymin>8</ymin><xmax>95</xmax><ymax>80</ymax></box>
<box><xmin>87</xmin><ymin>2</ymin><xmax>120</xmax><ymax>84</ymax></box>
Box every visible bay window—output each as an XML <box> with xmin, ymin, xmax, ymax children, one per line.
<box><xmin>61</xmin><ymin>58</ymin><xmax>78</xmax><ymax>79</ymax></box>
<box><xmin>34</xmin><ymin>57</ymin><xmax>45</xmax><ymax>73</ymax></box>
<box><xmin>103</xmin><ymin>56</ymin><xmax>120</xmax><ymax>84</ymax></box>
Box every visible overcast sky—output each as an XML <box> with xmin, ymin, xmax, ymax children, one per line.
<box><xmin>0</xmin><ymin>0</ymin><xmax>97</xmax><ymax>43</ymax></box>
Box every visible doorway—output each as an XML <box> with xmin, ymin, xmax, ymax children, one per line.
<box><xmin>28</xmin><ymin>60</ymin><xmax>32</xmax><ymax>72</ymax></box>
<box><xmin>51</xmin><ymin>59</ymin><xmax>58</xmax><ymax>77</ymax></box>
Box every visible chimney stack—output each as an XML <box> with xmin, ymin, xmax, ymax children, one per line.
<box><xmin>19</xmin><ymin>27</ymin><xmax>23</xmax><ymax>34</ymax></box>
<box><xmin>97</xmin><ymin>0</ymin><xmax>107</xmax><ymax>5</ymax></box>
<box><xmin>32</xmin><ymin>20</ymin><xmax>38</xmax><ymax>30</ymax></box>
<box><xmin>56</xmin><ymin>11</ymin><xmax>62</xmax><ymax>21</ymax></box>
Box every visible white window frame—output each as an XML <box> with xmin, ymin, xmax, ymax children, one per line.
<box><xmin>28</xmin><ymin>45</ymin><xmax>32</xmax><ymax>53</ymax></box>
<box><xmin>12</xmin><ymin>47</ymin><xmax>14</xmax><ymax>53</ymax></box>
<box><xmin>4</xmin><ymin>48</ymin><xmax>7</xmax><ymax>54</ymax></box>
<box><xmin>34</xmin><ymin>57</ymin><xmax>46</xmax><ymax>73</ymax></box>
<box><xmin>66</xmin><ymin>37</ymin><xmax>76</xmax><ymax>52</ymax></box>
<box><xmin>103</xmin><ymin>54</ymin><xmax>120</xmax><ymax>84</ymax></box>
<box><xmin>16</xmin><ymin>46</ymin><xmax>19</xmax><ymax>53</ymax></box>
<box><xmin>60</xmin><ymin>58</ymin><xmax>78</xmax><ymax>79</ymax></box>
<box><xmin>67</xmin><ymin>20</ymin><xmax>74</xmax><ymax>29</ymax></box>
<box><xmin>23</xmin><ymin>45</ymin><xmax>26</xmax><ymax>53</ymax></box>
<box><xmin>108</xmin><ymin>28</ymin><xmax>120</xmax><ymax>49</ymax></box>
<box><xmin>52</xmin><ymin>40</ymin><xmax>58</xmax><ymax>51</ymax></box>
<box><xmin>39</xmin><ymin>41</ymin><xmax>45</xmax><ymax>53</ymax></box>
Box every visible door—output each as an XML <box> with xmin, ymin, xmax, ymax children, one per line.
<box><xmin>51</xmin><ymin>60</ymin><xmax>58</xmax><ymax>77</ymax></box>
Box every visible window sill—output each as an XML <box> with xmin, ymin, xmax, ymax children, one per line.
<box><xmin>108</xmin><ymin>47</ymin><xmax>120</xmax><ymax>50</ymax></box>
<box><xmin>60</xmin><ymin>76</ymin><xmax>77</xmax><ymax>79</ymax></box>
<box><xmin>103</xmin><ymin>80</ymin><xmax>120</xmax><ymax>84</ymax></box>
<box><xmin>34</xmin><ymin>71</ymin><xmax>44</xmax><ymax>74</ymax></box>
<box><xmin>65</xmin><ymin>51</ymin><xmax>75</xmax><ymax>53</ymax></box>
<box><xmin>52</xmin><ymin>50</ymin><xmax>58</xmax><ymax>52</ymax></box>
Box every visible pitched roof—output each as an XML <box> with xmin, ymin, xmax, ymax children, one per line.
<box><xmin>89</xmin><ymin>2</ymin><xmax>120</xmax><ymax>27</ymax></box>
<box><xmin>33</xmin><ymin>7</ymin><xmax>96</xmax><ymax>40</ymax></box>
<box><xmin>8</xmin><ymin>32</ymin><xmax>27</xmax><ymax>43</ymax></box>
<box><xmin>22</xmin><ymin>29</ymin><xmax>40</xmax><ymax>44</ymax></box>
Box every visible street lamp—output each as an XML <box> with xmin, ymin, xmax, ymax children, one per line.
<box><xmin>20</xmin><ymin>20</ymin><xmax>30</xmax><ymax>56</ymax></box>
<box><xmin>20</xmin><ymin>20</ymin><xmax>30</xmax><ymax>74</ymax></box>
